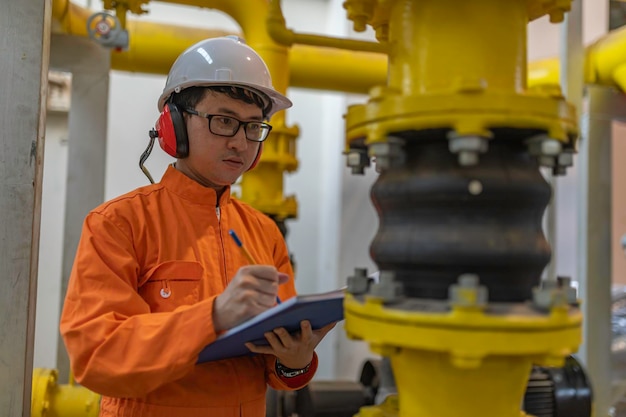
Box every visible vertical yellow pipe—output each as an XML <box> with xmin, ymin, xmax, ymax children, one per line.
<box><xmin>387</xmin><ymin>0</ymin><xmax>528</xmax><ymax>95</ymax></box>
<box><xmin>345</xmin><ymin>2</ymin><xmax>578</xmax><ymax>417</ymax></box>
<box><xmin>190</xmin><ymin>0</ymin><xmax>299</xmax><ymax>219</ymax></box>
<box><xmin>239</xmin><ymin>31</ymin><xmax>299</xmax><ymax>218</ymax></box>
<box><xmin>51</xmin><ymin>0</ymin><xmax>90</xmax><ymax>36</ymax></box>
<box><xmin>115</xmin><ymin>4</ymin><xmax>127</xmax><ymax>29</ymax></box>
<box><xmin>392</xmin><ymin>351</ymin><xmax>532</xmax><ymax>417</ymax></box>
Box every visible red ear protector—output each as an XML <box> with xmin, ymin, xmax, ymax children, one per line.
<box><xmin>152</xmin><ymin>103</ymin><xmax>189</xmax><ymax>158</ymax></box>
<box><xmin>149</xmin><ymin>102</ymin><xmax>264</xmax><ymax>170</ymax></box>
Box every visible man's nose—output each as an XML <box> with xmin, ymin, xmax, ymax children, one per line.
<box><xmin>227</xmin><ymin>126</ymin><xmax>248</xmax><ymax>150</ymax></box>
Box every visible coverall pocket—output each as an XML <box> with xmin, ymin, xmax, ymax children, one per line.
<box><xmin>139</xmin><ymin>260</ymin><xmax>203</xmax><ymax>312</ymax></box>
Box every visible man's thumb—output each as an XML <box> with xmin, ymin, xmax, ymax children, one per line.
<box><xmin>277</xmin><ymin>272</ymin><xmax>290</xmax><ymax>284</ymax></box>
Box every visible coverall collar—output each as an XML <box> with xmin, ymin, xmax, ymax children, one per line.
<box><xmin>161</xmin><ymin>164</ymin><xmax>231</xmax><ymax>207</ymax></box>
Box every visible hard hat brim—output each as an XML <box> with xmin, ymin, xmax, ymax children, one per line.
<box><xmin>158</xmin><ymin>81</ymin><xmax>292</xmax><ymax>119</ymax></box>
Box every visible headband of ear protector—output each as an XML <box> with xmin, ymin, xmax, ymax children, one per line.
<box><xmin>151</xmin><ymin>102</ymin><xmax>263</xmax><ymax>170</ymax></box>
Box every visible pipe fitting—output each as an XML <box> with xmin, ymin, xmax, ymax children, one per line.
<box><xmin>369</xmin><ymin>270</ymin><xmax>403</xmax><ymax>302</ymax></box>
<box><xmin>31</xmin><ymin>368</ymin><xmax>100</xmax><ymax>417</ymax></box>
<box><xmin>369</xmin><ymin>137</ymin><xmax>405</xmax><ymax>172</ymax></box>
<box><xmin>347</xmin><ymin>267</ymin><xmax>372</xmax><ymax>295</ymax></box>
<box><xmin>552</xmin><ymin>150</ymin><xmax>575</xmax><ymax>176</ymax></box>
<box><xmin>526</xmin><ymin>134</ymin><xmax>563</xmax><ymax>157</ymax></box>
<box><xmin>526</xmin><ymin>134</ymin><xmax>566</xmax><ymax>169</ymax></box>
<box><xmin>557</xmin><ymin>276</ymin><xmax>578</xmax><ymax>305</ymax></box>
<box><xmin>447</xmin><ymin>135</ymin><xmax>489</xmax><ymax>167</ymax></box>
<box><xmin>448</xmin><ymin>274</ymin><xmax>488</xmax><ymax>308</ymax></box>
<box><xmin>532</xmin><ymin>277</ymin><xmax>577</xmax><ymax>311</ymax></box>
<box><xmin>346</xmin><ymin>148</ymin><xmax>371</xmax><ymax>175</ymax></box>
<box><xmin>343</xmin><ymin>0</ymin><xmax>376</xmax><ymax>32</ymax></box>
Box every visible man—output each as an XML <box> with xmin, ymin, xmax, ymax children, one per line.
<box><xmin>60</xmin><ymin>36</ymin><xmax>335</xmax><ymax>417</ymax></box>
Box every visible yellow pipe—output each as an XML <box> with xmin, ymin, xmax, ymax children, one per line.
<box><xmin>387</xmin><ymin>0</ymin><xmax>527</xmax><ymax>96</ymax></box>
<box><xmin>528</xmin><ymin>57</ymin><xmax>561</xmax><ymax>89</ymax></box>
<box><xmin>586</xmin><ymin>25</ymin><xmax>626</xmax><ymax>92</ymax></box>
<box><xmin>155</xmin><ymin>0</ymin><xmax>273</xmax><ymax>46</ymax></box>
<box><xmin>266</xmin><ymin>0</ymin><xmax>387</xmax><ymax>54</ymax></box>
<box><xmin>51</xmin><ymin>0</ymin><xmax>90</xmax><ymax>36</ymax></box>
<box><xmin>114</xmin><ymin>20</ymin><xmax>234</xmax><ymax>75</ymax></box>
<box><xmin>519</xmin><ymin>27</ymin><xmax>626</xmax><ymax>92</ymax></box>
<box><xmin>51</xmin><ymin>0</ymin><xmax>235</xmax><ymax>75</ymax></box>
<box><xmin>114</xmin><ymin>3</ymin><xmax>127</xmax><ymax>29</ymax></box>
<box><xmin>115</xmin><ymin>39</ymin><xmax>388</xmax><ymax>94</ymax></box>
<box><xmin>31</xmin><ymin>368</ymin><xmax>100</xmax><ymax>417</ymax></box>
<box><xmin>289</xmin><ymin>45</ymin><xmax>386</xmax><ymax>94</ymax></box>
<box><xmin>104</xmin><ymin>0</ymin><xmax>149</xmax><ymax>15</ymax></box>
<box><xmin>344</xmin><ymin>0</ymin><xmax>576</xmax><ymax>147</ymax></box>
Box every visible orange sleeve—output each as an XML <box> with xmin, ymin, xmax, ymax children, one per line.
<box><xmin>60</xmin><ymin>212</ymin><xmax>218</xmax><ymax>398</ymax></box>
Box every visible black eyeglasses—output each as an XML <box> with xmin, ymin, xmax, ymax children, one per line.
<box><xmin>185</xmin><ymin>108</ymin><xmax>272</xmax><ymax>142</ymax></box>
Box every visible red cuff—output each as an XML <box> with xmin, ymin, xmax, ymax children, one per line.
<box><xmin>277</xmin><ymin>354</ymin><xmax>318</xmax><ymax>388</ymax></box>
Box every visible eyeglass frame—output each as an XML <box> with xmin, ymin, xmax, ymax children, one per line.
<box><xmin>184</xmin><ymin>108</ymin><xmax>273</xmax><ymax>142</ymax></box>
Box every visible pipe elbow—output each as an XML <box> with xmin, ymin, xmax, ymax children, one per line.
<box><xmin>613</xmin><ymin>63</ymin><xmax>626</xmax><ymax>93</ymax></box>
<box><xmin>266</xmin><ymin>15</ymin><xmax>294</xmax><ymax>47</ymax></box>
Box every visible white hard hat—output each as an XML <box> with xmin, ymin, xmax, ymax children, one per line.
<box><xmin>158</xmin><ymin>36</ymin><xmax>292</xmax><ymax>118</ymax></box>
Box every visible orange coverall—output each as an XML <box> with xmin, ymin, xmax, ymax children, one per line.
<box><xmin>60</xmin><ymin>165</ymin><xmax>317</xmax><ymax>417</ymax></box>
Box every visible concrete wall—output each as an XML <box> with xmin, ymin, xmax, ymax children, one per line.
<box><xmin>613</xmin><ymin>121</ymin><xmax>626</xmax><ymax>284</ymax></box>
<box><xmin>35</xmin><ymin>0</ymin><xmax>617</xmax><ymax>384</ymax></box>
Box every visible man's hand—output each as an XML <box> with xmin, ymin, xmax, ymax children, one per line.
<box><xmin>244</xmin><ymin>320</ymin><xmax>337</xmax><ymax>370</ymax></box>
<box><xmin>213</xmin><ymin>265</ymin><xmax>289</xmax><ymax>332</ymax></box>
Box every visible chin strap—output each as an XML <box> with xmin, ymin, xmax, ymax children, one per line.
<box><xmin>139</xmin><ymin>130</ymin><xmax>157</xmax><ymax>184</ymax></box>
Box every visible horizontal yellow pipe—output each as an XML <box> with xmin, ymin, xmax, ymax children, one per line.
<box><xmin>155</xmin><ymin>0</ymin><xmax>273</xmax><ymax>46</ymax></box>
<box><xmin>266</xmin><ymin>0</ymin><xmax>387</xmax><ymax>54</ymax></box>
<box><xmin>114</xmin><ymin>41</ymin><xmax>388</xmax><ymax>94</ymax></box>
<box><xmin>289</xmin><ymin>45</ymin><xmax>387</xmax><ymax>93</ymax></box>
<box><xmin>586</xmin><ymin>25</ymin><xmax>626</xmax><ymax>92</ymax></box>
<box><xmin>115</xmin><ymin>20</ymin><xmax>234</xmax><ymax>75</ymax></box>
<box><xmin>528</xmin><ymin>57</ymin><xmax>561</xmax><ymax>89</ymax></box>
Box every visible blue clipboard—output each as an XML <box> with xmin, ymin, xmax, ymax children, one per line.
<box><xmin>197</xmin><ymin>289</ymin><xmax>345</xmax><ymax>363</ymax></box>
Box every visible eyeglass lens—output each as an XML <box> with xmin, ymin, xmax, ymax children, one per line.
<box><xmin>210</xmin><ymin>116</ymin><xmax>269</xmax><ymax>141</ymax></box>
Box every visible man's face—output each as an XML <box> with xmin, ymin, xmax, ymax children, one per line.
<box><xmin>176</xmin><ymin>90</ymin><xmax>263</xmax><ymax>190</ymax></box>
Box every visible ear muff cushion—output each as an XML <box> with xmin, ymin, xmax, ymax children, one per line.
<box><xmin>247</xmin><ymin>143</ymin><xmax>263</xmax><ymax>171</ymax></box>
<box><xmin>156</xmin><ymin>103</ymin><xmax>189</xmax><ymax>158</ymax></box>
<box><xmin>169</xmin><ymin>104</ymin><xmax>189</xmax><ymax>158</ymax></box>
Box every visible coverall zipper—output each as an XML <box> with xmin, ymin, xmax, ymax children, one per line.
<box><xmin>216</xmin><ymin>205</ymin><xmax>229</xmax><ymax>288</ymax></box>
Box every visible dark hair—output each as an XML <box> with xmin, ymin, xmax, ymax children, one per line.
<box><xmin>169</xmin><ymin>86</ymin><xmax>270</xmax><ymax>118</ymax></box>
